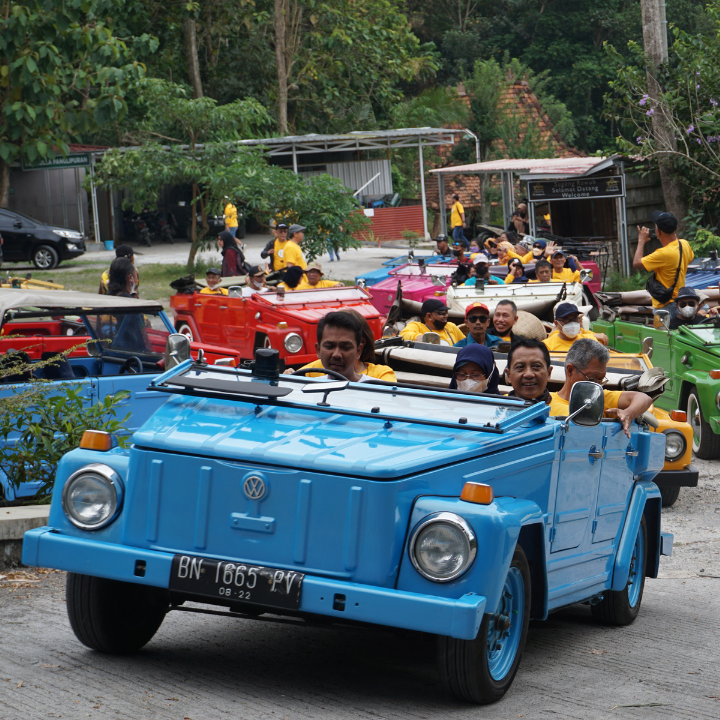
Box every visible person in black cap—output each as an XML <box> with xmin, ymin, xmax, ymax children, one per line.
<box><xmin>543</xmin><ymin>302</ymin><xmax>608</xmax><ymax>352</ymax></box>
<box><xmin>242</xmin><ymin>265</ymin><xmax>269</xmax><ymax>297</ymax></box>
<box><xmin>434</xmin><ymin>234</ymin><xmax>451</xmax><ymax>256</ymax></box>
<box><xmin>668</xmin><ymin>286</ymin><xmax>720</xmax><ymax>328</ymax></box>
<box><xmin>634</xmin><ymin>210</ymin><xmax>694</xmax><ymax>316</ymax></box>
<box><xmin>99</xmin><ymin>244</ymin><xmax>136</xmax><ymax>294</ymax></box>
<box><xmin>399</xmin><ymin>298</ymin><xmax>465</xmax><ymax>346</ymax></box>
<box><xmin>260</xmin><ymin>220</ymin><xmax>307</xmax><ymax>272</ymax></box>
<box><xmin>200</xmin><ymin>268</ymin><xmax>228</xmax><ymax>295</ymax></box>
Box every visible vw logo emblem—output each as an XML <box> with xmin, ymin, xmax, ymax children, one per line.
<box><xmin>243</xmin><ymin>475</ymin><xmax>266</xmax><ymax>500</ymax></box>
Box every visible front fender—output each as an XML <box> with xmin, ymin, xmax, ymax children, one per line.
<box><xmin>611</xmin><ymin>481</ymin><xmax>664</xmax><ymax>591</ymax></box>
<box><xmin>397</xmin><ymin>495</ymin><xmax>545</xmax><ymax>618</ymax></box>
<box><xmin>681</xmin><ymin>370</ymin><xmax>720</xmax><ymax>433</ymax></box>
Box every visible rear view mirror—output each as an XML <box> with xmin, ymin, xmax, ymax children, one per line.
<box><xmin>420</xmin><ymin>332</ymin><xmax>441</xmax><ymax>344</ymax></box>
<box><xmin>642</xmin><ymin>336</ymin><xmax>654</xmax><ymax>359</ymax></box>
<box><xmin>227</xmin><ymin>286</ymin><xmax>242</xmax><ymax>297</ymax></box>
<box><xmin>356</xmin><ymin>278</ymin><xmax>367</xmax><ymax>289</ymax></box>
<box><xmin>164</xmin><ymin>333</ymin><xmax>191</xmax><ymax>369</ymax></box>
<box><xmin>654</xmin><ymin>310</ymin><xmax>671</xmax><ymax>331</ymax></box>
<box><xmin>431</xmin><ymin>275</ymin><xmax>446</xmax><ymax>287</ymax></box>
<box><xmin>579</xmin><ymin>269</ymin><xmax>593</xmax><ymax>282</ymax></box>
<box><xmin>566</xmin><ymin>381</ymin><xmax>604</xmax><ymax>427</ymax></box>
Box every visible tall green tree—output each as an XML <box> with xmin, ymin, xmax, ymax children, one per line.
<box><xmin>89</xmin><ymin>79</ymin><xmax>273</xmax><ymax>266</ymax></box>
<box><xmin>0</xmin><ymin>0</ymin><xmax>156</xmax><ymax>206</ymax></box>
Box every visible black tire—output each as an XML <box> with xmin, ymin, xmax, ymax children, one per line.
<box><xmin>236</xmin><ymin>221</ymin><xmax>246</xmax><ymax>240</ymax></box>
<box><xmin>66</xmin><ymin>573</ymin><xmax>168</xmax><ymax>654</ymax></box>
<box><xmin>591</xmin><ymin>517</ymin><xmax>646</xmax><ymax>626</ymax></box>
<box><xmin>162</xmin><ymin>226</ymin><xmax>174</xmax><ymax>244</ymax></box>
<box><xmin>687</xmin><ymin>387</ymin><xmax>720</xmax><ymax>459</ymax></box>
<box><xmin>438</xmin><ymin>546</ymin><xmax>531</xmax><ymax>704</ymax></box>
<box><xmin>32</xmin><ymin>245</ymin><xmax>59</xmax><ymax>270</ymax></box>
<box><xmin>142</xmin><ymin>230</ymin><xmax>152</xmax><ymax>247</ymax></box>
<box><xmin>659</xmin><ymin>485</ymin><xmax>681</xmax><ymax>508</ymax></box>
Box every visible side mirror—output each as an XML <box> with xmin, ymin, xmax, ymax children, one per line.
<box><xmin>164</xmin><ymin>333</ymin><xmax>192</xmax><ymax>369</ymax></box>
<box><xmin>566</xmin><ymin>380</ymin><xmax>604</xmax><ymax>427</ymax></box>
<box><xmin>356</xmin><ymin>278</ymin><xmax>367</xmax><ymax>289</ymax></box>
<box><xmin>87</xmin><ymin>338</ymin><xmax>110</xmax><ymax>357</ymax></box>
<box><xmin>654</xmin><ymin>309</ymin><xmax>671</xmax><ymax>331</ymax></box>
<box><xmin>227</xmin><ymin>285</ymin><xmax>242</xmax><ymax>297</ymax></box>
<box><xmin>642</xmin><ymin>336</ymin><xmax>654</xmax><ymax>359</ymax></box>
<box><xmin>420</xmin><ymin>332</ymin><xmax>441</xmax><ymax>344</ymax></box>
<box><xmin>431</xmin><ymin>275</ymin><xmax>446</xmax><ymax>287</ymax></box>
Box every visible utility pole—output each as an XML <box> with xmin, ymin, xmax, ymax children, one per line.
<box><xmin>640</xmin><ymin>0</ymin><xmax>688</xmax><ymax>230</ymax></box>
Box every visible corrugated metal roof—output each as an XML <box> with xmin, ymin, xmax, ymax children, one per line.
<box><xmin>237</xmin><ymin>128</ymin><xmax>464</xmax><ymax>146</ymax></box>
<box><xmin>431</xmin><ymin>156</ymin><xmax>610</xmax><ymax>176</ymax></box>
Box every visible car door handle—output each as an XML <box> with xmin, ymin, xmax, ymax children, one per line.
<box><xmin>626</xmin><ymin>450</ymin><xmax>639</xmax><ymax>457</ymax></box>
<box><xmin>615</xmin><ymin>334</ymin><xmax>624</xmax><ymax>341</ymax></box>
<box><xmin>219</xmin><ymin>306</ymin><xmax>228</xmax><ymax>310</ymax></box>
<box><xmin>194</xmin><ymin>302</ymin><xmax>202</xmax><ymax>307</ymax></box>
<box><xmin>589</xmin><ymin>450</ymin><xmax>605</xmax><ymax>459</ymax></box>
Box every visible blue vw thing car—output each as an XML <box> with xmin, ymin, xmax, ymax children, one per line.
<box><xmin>23</xmin><ymin>350</ymin><xmax>672</xmax><ymax>704</ymax></box>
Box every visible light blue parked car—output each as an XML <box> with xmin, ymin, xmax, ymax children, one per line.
<box><xmin>23</xmin><ymin>349</ymin><xmax>672</xmax><ymax>704</ymax></box>
<box><xmin>355</xmin><ymin>251</ymin><xmax>455</xmax><ymax>286</ymax></box>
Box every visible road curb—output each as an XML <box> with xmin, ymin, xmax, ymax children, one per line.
<box><xmin>0</xmin><ymin>506</ymin><xmax>50</xmax><ymax>569</ymax></box>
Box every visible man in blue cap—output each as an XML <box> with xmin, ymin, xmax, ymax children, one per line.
<box><xmin>543</xmin><ymin>302</ymin><xmax>608</xmax><ymax>352</ymax></box>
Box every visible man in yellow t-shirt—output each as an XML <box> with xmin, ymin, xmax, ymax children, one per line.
<box><xmin>633</xmin><ymin>210</ymin><xmax>694</xmax><ymax>313</ymax></box>
<box><xmin>223</xmin><ymin>197</ymin><xmax>238</xmax><ymax>237</ymax></box>
<box><xmin>199</xmin><ymin>268</ymin><xmax>229</xmax><ymax>296</ymax></box>
<box><xmin>530</xmin><ymin>260</ymin><xmax>554</xmax><ymax>283</ymax></box>
<box><xmin>296</xmin><ymin>261</ymin><xmax>344</xmax><ymax>290</ymax></box>
<box><xmin>543</xmin><ymin>302</ymin><xmax>608</xmax><ymax>352</ymax></box>
<box><xmin>450</xmin><ymin>194</ymin><xmax>466</xmax><ymax>248</ymax></box>
<box><xmin>266</xmin><ymin>222</ymin><xmax>307</xmax><ymax>272</ymax></box>
<box><xmin>549</xmin><ymin>338</ymin><xmax>653</xmax><ymax>437</ymax></box>
<box><xmin>285</xmin><ymin>311</ymin><xmax>396</xmax><ymax>382</ymax></box>
<box><xmin>550</xmin><ymin>250</ymin><xmax>585</xmax><ymax>282</ymax></box>
<box><xmin>400</xmin><ymin>298</ymin><xmax>465</xmax><ymax>346</ymax></box>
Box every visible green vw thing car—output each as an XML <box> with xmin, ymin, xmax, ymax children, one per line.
<box><xmin>592</xmin><ymin>313</ymin><xmax>720</xmax><ymax>459</ymax></box>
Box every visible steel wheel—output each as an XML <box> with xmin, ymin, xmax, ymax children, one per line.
<box><xmin>438</xmin><ymin>546</ymin><xmax>531</xmax><ymax>704</ymax></box>
<box><xmin>687</xmin><ymin>387</ymin><xmax>720</xmax><ymax>458</ymax></box>
<box><xmin>176</xmin><ymin>322</ymin><xmax>195</xmax><ymax>342</ymax></box>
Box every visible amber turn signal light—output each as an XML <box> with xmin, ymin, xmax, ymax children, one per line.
<box><xmin>709</xmin><ymin>370</ymin><xmax>720</xmax><ymax>379</ymax></box>
<box><xmin>671</xmin><ymin>410</ymin><xmax>687</xmax><ymax>422</ymax></box>
<box><xmin>460</xmin><ymin>482</ymin><xmax>493</xmax><ymax>505</ymax></box>
<box><xmin>79</xmin><ymin>430</ymin><xmax>112</xmax><ymax>451</ymax></box>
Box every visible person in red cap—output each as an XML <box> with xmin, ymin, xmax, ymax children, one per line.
<box><xmin>400</xmin><ymin>298</ymin><xmax>464</xmax><ymax>346</ymax></box>
<box><xmin>454</xmin><ymin>302</ymin><xmax>501</xmax><ymax>348</ymax></box>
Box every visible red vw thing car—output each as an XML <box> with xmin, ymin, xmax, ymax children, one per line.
<box><xmin>170</xmin><ymin>285</ymin><xmax>385</xmax><ymax>367</ymax></box>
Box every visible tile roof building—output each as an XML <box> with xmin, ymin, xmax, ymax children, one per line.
<box><xmin>424</xmin><ymin>76</ymin><xmax>583</xmax><ymax>232</ymax></box>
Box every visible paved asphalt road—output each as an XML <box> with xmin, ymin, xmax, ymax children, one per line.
<box><xmin>2</xmin><ymin>461</ymin><xmax>719</xmax><ymax>720</ymax></box>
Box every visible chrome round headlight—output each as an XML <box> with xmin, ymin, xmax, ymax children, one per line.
<box><xmin>663</xmin><ymin>430</ymin><xmax>686</xmax><ymax>461</ymax></box>
<box><xmin>409</xmin><ymin>512</ymin><xmax>477</xmax><ymax>582</ymax></box>
<box><xmin>61</xmin><ymin>463</ymin><xmax>123</xmax><ymax>530</ymax></box>
<box><xmin>284</xmin><ymin>332</ymin><xmax>303</xmax><ymax>354</ymax></box>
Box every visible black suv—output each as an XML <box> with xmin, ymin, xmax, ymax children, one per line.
<box><xmin>0</xmin><ymin>208</ymin><xmax>86</xmax><ymax>269</ymax></box>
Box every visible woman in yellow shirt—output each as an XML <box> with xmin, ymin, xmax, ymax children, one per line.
<box><xmin>504</xmin><ymin>259</ymin><xmax>529</xmax><ymax>284</ymax></box>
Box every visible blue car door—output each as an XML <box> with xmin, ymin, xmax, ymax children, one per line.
<box><xmin>94</xmin><ymin>374</ymin><xmax>168</xmax><ymax>432</ymax></box>
<box><xmin>550</xmin><ymin>425</ymin><xmax>603</xmax><ymax>553</ymax></box>
<box><xmin>591</xmin><ymin>421</ymin><xmax>636</xmax><ymax>544</ymax></box>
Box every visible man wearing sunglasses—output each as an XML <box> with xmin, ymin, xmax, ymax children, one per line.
<box><xmin>400</xmin><ymin>298</ymin><xmax>465</xmax><ymax>346</ymax></box>
<box><xmin>454</xmin><ymin>302</ymin><xmax>502</xmax><ymax>348</ymax></box>
<box><xmin>549</xmin><ymin>339</ymin><xmax>653</xmax><ymax>437</ymax></box>
<box><xmin>669</xmin><ymin>286</ymin><xmax>719</xmax><ymax>328</ymax></box>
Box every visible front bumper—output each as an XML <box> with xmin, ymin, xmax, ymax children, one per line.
<box><xmin>653</xmin><ymin>464</ymin><xmax>699</xmax><ymax>488</ymax></box>
<box><xmin>22</xmin><ymin>528</ymin><xmax>486</xmax><ymax>640</ymax></box>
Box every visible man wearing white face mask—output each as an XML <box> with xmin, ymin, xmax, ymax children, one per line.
<box><xmin>543</xmin><ymin>303</ymin><xmax>608</xmax><ymax>352</ymax></box>
<box><xmin>669</xmin><ymin>286</ymin><xmax>719</xmax><ymax>328</ymax></box>
<box><xmin>199</xmin><ymin>268</ymin><xmax>228</xmax><ymax>296</ymax></box>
